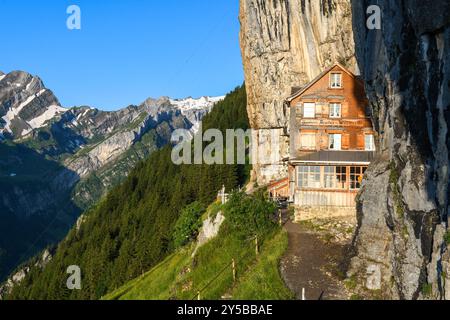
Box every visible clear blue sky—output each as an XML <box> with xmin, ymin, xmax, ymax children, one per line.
<box><xmin>0</xmin><ymin>0</ymin><xmax>243</xmax><ymax>110</ymax></box>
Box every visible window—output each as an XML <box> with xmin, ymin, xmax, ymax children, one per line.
<box><xmin>298</xmin><ymin>166</ymin><xmax>321</xmax><ymax>188</ymax></box>
<box><xmin>324</xmin><ymin>166</ymin><xmax>337</xmax><ymax>189</ymax></box>
<box><xmin>329</xmin><ymin>134</ymin><xmax>342</xmax><ymax>150</ymax></box>
<box><xmin>297</xmin><ymin>165</ymin><xmax>367</xmax><ymax>190</ymax></box>
<box><xmin>336</xmin><ymin>166</ymin><xmax>348</xmax><ymax>189</ymax></box>
<box><xmin>300</xmin><ymin>133</ymin><xmax>316</xmax><ymax>150</ymax></box>
<box><xmin>303</xmin><ymin>103</ymin><xmax>316</xmax><ymax>118</ymax></box>
<box><xmin>350</xmin><ymin>166</ymin><xmax>367</xmax><ymax>190</ymax></box>
<box><xmin>329</xmin><ymin>103</ymin><xmax>342</xmax><ymax>118</ymax></box>
<box><xmin>324</xmin><ymin>166</ymin><xmax>347</xmax><ymax>189</ymax></box>
<box><xmin>365</xmin><ymin>134</ymin><xmax>376</xmax><ymax>151</ymax></box>
<box><xmin>330</xmin><ymin>73</ymin><xmax>342</xmax><ymax>88</ymax></box>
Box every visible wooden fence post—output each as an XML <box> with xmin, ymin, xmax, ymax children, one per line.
<box><xmin>279</xmin><ymin>209</ymin><xmax>282</xmax><ymax>226</ymax></box>
<box><xmin>232</xmin><ymin>259</ymin><xmax>236</xmax><ymax>282</ymax></box>
<box><xmin>255</xmin><ymin>236</ymin><xmax>259</xmax><ymax>256</ymax></box>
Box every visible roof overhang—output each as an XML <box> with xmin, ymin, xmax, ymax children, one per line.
<box><xmin>285</xmin><ymin>63</ymin><xmax>361</xmax><ymax>104</ymax></box>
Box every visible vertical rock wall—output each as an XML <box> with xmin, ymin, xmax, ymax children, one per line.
<box><xmin>239</xmin><ymin>0</ymin><xmax>356</xmax><ymax>185</ymax></box>
<box><xmin>350</xmin><ymin>0</ymin><xmax>450</xmax><ymax>299</ymax></box>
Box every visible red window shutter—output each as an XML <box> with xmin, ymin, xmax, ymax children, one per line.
<box><xmin>342</xmin><ymin>133</ymin><xmax>350</xmax><ymax>150</ymax></box>
<box><xmin>322</xmin><ymin>104</ymin><xmax>329</xmax><ymax>118</ymax></box>
<box><xmin>342</xmin><ymin>103</ymin><xmax>349</xmax><ymax>118</ymax></box>
<box><xmin>357</xmin><ymin>105</ymin><xmax>366</xmax><ymax>117</ymax></box>
<box><xmin>356</xmin><ymin>134</ymin><xmax>365</xmax><ymax>150</ymax></box>
<box><xmin>320</xmin><ymin>133</ymin><xmax>329</xmax><ymax>149</ymax></box>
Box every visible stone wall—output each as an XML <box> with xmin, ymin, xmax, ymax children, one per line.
<box><xmin>294</xmin><ymin>206</ymin><xmax>356</xmax><ymax>222</ymax></box>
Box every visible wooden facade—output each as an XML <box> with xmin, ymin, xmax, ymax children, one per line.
<box><xmin>286</xmin><ymin>64</ymin><xmax>375</xmax><ymax>210</ymax></box>
<box><xmin>268</xmin><ymin>178</ymin><xmax>289</xmax><ymax>200</ymax></box>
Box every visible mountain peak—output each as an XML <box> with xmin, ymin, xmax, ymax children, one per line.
<box><xmin>0</xmin><ymin>71</ymin><xmax>64</xmax><ymax>138</ymax></box>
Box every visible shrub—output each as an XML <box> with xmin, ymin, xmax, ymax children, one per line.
<box><xmin>444</xmin><ymin>231</ymin><xmax>450</xmax><ymax>245</ymax></box>
<box><xmin>421</xmin><ymin>283</ymin><xmax>433</xmax><ymax>297</ymax></box>
<box><xmin>172</xmin><ymin>202</ymin><xmax>205</xmax><ymax>248</ymax></box>
<box><xmin>224</xmin><ymin>190</ymin><xmax>277</xmax><ymax>239</ymax></box>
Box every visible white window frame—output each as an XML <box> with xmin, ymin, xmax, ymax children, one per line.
<box><xmin>297</xmin><ymin>166</ymin><xmax>321</xmax><ymax>189</ymax></box>
<box><xmin>365</xmin><ymin>134</ymin><xmax>376</xmax><ymax>151</ymax></box>
<box><xmin>303</xmin><ymin>103</ymin><xmax>316</xmax><ymax>118</ymax></box>
<box><xmin>330</xmin><ymin>73</ymin><xmax>342</xmax><ymax>89</ymax></box>
<box><xmin>329</xmin><ymin>134</ymin><xmax>342</xmax><ymax>150</ymax></box>
<box><xmin>329</xmin><ymin>103</ymin><xmax>342</xmax><ymax>118</ymax></box>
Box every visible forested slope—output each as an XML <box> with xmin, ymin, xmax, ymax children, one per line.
<box><xmin>5</xmin><ymin>85</ymin><xmax>249</xmax><ymax>300</ymax></box>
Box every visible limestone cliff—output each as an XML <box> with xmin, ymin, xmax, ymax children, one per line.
<box><xmin>350</xmin><ymin>1</ymin><xmax>450</xmax><ymax>299</ymax></box>
<box><xmin>239</xmin><ymin>0</ymin><xmax>356</xmax><ymax>185</ymax></box>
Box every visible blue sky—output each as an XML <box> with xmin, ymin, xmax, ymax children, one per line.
<box><xmin>0</xmin><ymin>0</ymin><xmax>243</xmax><ymax>110</ymax></box>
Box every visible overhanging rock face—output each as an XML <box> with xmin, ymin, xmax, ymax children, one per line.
<box><xmin>239</xmin><ymin>0</ymin><xmax>356</xmax><ymax>185</ymax></box>
<box><xmin>350</xmin><ymin>0</ymin><xmax>450</xmax><ymax>299</ymax></box>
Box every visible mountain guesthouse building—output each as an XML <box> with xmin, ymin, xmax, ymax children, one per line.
<box><xmin>286</xmin><ymin>63</ymin><xmax>375</xmax><ymax>220</ymax></box>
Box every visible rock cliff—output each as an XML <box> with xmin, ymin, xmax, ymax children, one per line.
<box><xmin>349</xmin><ymin>1</ymin><xmax>450</xmax><ymax>299</ymax></box>
<box><xmin>239</xmin><ymin>0</ymin><xmax>356</xmax><ymax>185</ymax></box>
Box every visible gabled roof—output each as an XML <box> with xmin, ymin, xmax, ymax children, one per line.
<box><xmin>286</xmin><ymin>63</ymin><xmax>360</xmax><ymax>103</ymax></box>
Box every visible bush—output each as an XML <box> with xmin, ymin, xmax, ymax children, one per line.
<box><xmin>421</xmin><ymin>283</ymin><xmax>433</xmax><ymax>297</ymax></box>
<box><xmin>444</xmin><ymin>231</ymin><xmax>450</xmax><ymax>245</ymax></box>
<box><xmin>172</xmin><ymin>202</ymin><xmax>205</xmax><ymax>248</ymax></box>
<box><xmin>224</xmin><ymin>190</ymin><xmax>277</xmax><ymax>238</ymax></box>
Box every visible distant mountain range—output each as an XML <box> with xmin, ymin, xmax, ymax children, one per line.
<box><xmin>0</xmin><ymin>70</ymin><xmax>224</xmax><ymax>281</ymax></box>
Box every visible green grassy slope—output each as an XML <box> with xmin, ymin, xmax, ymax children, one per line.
<box><xmin>104</xmin><ymin>201</ymin><xmax>294</xmax><ymax>301</ymax></box>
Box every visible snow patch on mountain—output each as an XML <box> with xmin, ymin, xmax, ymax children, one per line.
<box><xmin>27</xmin><ymin>105</ymin><xmax>67</xmax><ymax>129</ymax></box>
<box><xmin>170</xmin><ymin>96</ymin><xmax>225</xmax><ymax>134</ymax></box>
<box><xmin>17</xmin><ymin>89</ymin><xmax>47</xmax><ymax>114</ymax></box>
<box><xmin>170</xmin><ymin>96</ymin><xmax>225</xmax><ymax>112</ymax></box>
<box><xmin>1</xmin><ymin>89</ymin><xmax>50</xmax><ymax>133</ymax></box>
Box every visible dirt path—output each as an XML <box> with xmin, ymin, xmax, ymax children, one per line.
<box><xmin>279</xmin><ymin>216</ymin><xmax>351</xmax><ymax>300</ymax></box>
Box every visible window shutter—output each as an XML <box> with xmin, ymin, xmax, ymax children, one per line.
<box><xmin>322</xmin><ymin>104</ymin><xmax>329</xmax><ymax>118</ymax></box>
<box><xmin>320</xmin><ymin>133</ymin><xmax>329</xmax><ymax>149</ymax></box>
<box><xmin>315</xmin><ymin>104</ymin><xmax>321</xmax><ymax>117</ymax></box>
<box><xmin>342</xmin><ymin>133</ymin><xmax>350</xmax><ymax>150</ymax></box>
<box><xmin>357</xmin><ymin>105</ymin><xmax>366</xmax><ymax>118</ymax></box>
<box><xmin>356</xmin><ymin>134</ymin><xmax>365</xmax><ymax>150</ymax></box>
<box><xmin>342</xmin><ymin>103</ymin><xmax>349</xmax><ymax>118</ymax></box>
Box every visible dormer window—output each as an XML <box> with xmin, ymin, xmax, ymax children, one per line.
<box><xmin>330</xmin><ymin>73</ymin><xmax>342</xmax><ymax>88</ymax></box>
